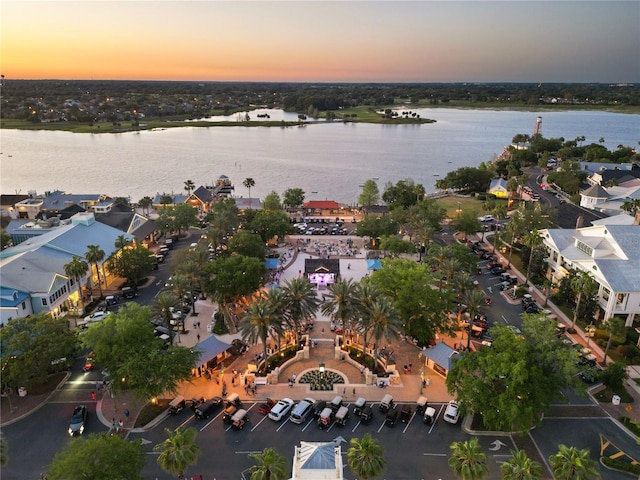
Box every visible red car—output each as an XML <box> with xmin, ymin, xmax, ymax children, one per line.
<box><xmin>258</xmin><ymin>398</ymin><xmax>276</xmax><ymax>415</ymax></box>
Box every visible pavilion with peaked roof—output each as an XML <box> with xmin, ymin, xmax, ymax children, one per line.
<box><xmin>304</xmin><ymin>259</ymin><xmax>340</xmax><ymax>288</ymax></box>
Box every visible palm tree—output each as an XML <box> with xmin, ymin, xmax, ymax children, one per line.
<box><xmin>500</xmin><ymin>449</ymin><xmax>543</xmax><ymax>480</ymax></box>
<box><xmin>281</xmin><ymin>277</ymin><xmax>319</xmax><ymax>342</ymax></box>
<box><xmin>321</xmin><ymin>278</ymin><xmax>359</xmax><ymax>328</ymax></box>
<box><xmin>138</xmin><ymin>195</ymin><xmax>153</xmax><ymax>216</ymax></box>
<box><xmin>264</xmin><ymin>287</ymin><xmax>288</xmax><ymax>351</ymax></box>
<box><xmin>570</xmin><ymin>270</ymin><xmax>598</xmax><ymax>329</ymax></box>
<box><xmin>522</xmin><ymin>229</ymin><xmax>542</xmax><ymax>285</ymax></box>
<box><xmin>64</xmin><ymin>256</ymin><xmax>89</xmax><ymax>313</ymax></box>
<box><xmin>243</xmin><ymin>177</ymin><xmax>256</xmax><ymax>198</ymax></box>
<box><xmin>461</xmin><ymin>289</ymin><xmax>486</xmax><ymax>350</ymax></box>
<box><xmin>441</xmin><ymin>257</ymin><xmax>461</xmax><ymax>291</ymax></box>
<box><xmin>154</xmin><ymin>426</ymin><xmax>201</xmax><ymax>480</ymax></box>
<box><xmin>248</xmin><ymin>447</ymin><xmax>288</xmax><ymax>480</ymax></box>
<box><xmin>448</xmin><ymin>438</ymin><xmax>489</xmax><ymax>480</ymax></box>
<box><xmin>549</xmin><ymin>444</ymin><xmax>599</xmax><ymax>480</ymax></box>
<box><xmin>84</xmin><ymin>244</ymin><xmax>106</xmax><ymax>298</ymax></box>
<box><xmin>114</xmin><ymin>234</ymin><xmax>130</xmax><ymax>250</ymax></box>
<box><xmin>184</xmin><ymin>179</ymin><xmax>195</xmax><ymax>196</ymax></box>
<box><xmin>366</xmin><ymin>297</ymin><xmax>403</xmax><ymax>362</ymax></box>
<box><xmin>347</xmin><ymin>433</ymin><xmax>386</xmax><ymax>480</ymax></box>
<box><xmin>602</xmin><ymin>317</ymin><xmax>626</xmax><ymax>366</ymax></box>
<box><xmin>153</xmin><ymin>292</ymin><xmax>181</xmax><ymax>331</ymax></box>
<box><xmin>239</xmin><ymin>296</ymin><xmax>282</xmax><ymax>372</ymax></box>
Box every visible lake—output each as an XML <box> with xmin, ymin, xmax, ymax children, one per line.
<box><xmin>1</xmin><ymin>109</ymin><xmax>638</xmax><ymax>205</ymax></box>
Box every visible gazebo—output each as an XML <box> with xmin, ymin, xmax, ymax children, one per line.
<box><xmin>304</xmin><ymin>259</ymin><xmax>340</xmax><ymax>288</ymax></box>
<box><xmin>420</xmin><ymin>342</ymin><xmax>460</xmax><ymax>377</ymax></box>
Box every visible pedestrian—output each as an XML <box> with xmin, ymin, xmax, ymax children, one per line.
<box><xmin>343</xmin><ymin>387</ymin><xmax>346</xmax><ymax>397</ymax></box>
<box><xmin>488</xmin><ymin>286</ymin><xmax>493</xmax><ymax>294</ymax></box>
<box><xmin>124</xmin><ymin>409</ymin><xmax>130</xmax><ymax>419</ymax></box>
<box><xmin>353</xmin><ymin>387</ymin><xmax>356</xmax><ymax>397</ymax></box>
<box><xmin>193</xmin><ymin>321</ymin><xmax>197</xmax><ymax>329</ymax></box>
<box><xmin>91</xmin><ymin>391</ymin><xmax>96</xmax><ymax>401</ymax></box>
<box><xmin>232</xmin><ymin>376</ymin><xmax>236</xmax><ymax>386</ymax></box>
<box><xmin>112</xmin><ymin>418</ymin><xmax>117</xmax><ymax>431</ymax></box>
<box><xmin>118</xmin><ymin>419</ymin><xmax>123</xmax><ymax>431</ymax></box>
<box><xmin>197</xmin><ymin>333</ymin><xmax>200</xmax><ymax>342</ymax></box>
<box><xmin>408</xmin><ymin>363</ymin><xmax>412</xmax><ymax>373</ymax></box>
<box><xmin>197</xmin><ymin>321</ymin><xmax>200</xmax><ymax>328</ymax></box>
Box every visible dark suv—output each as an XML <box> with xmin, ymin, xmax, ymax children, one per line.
<box><xmin>68</xmin><ymin>405</ymin><xmax>88</xmax><ymax>436</ymax></box>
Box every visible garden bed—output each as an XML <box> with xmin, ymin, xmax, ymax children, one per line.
<box><xmin>298</xmin><ymin>370</ymin><xmax>345</xmax><ymax>391</ymax></box>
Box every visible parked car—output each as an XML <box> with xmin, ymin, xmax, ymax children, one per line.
<box><xmin>195</xmin><ymin>397</ymin><xmax>223</xmax><ymax>420</ymax></box>
<box><xmin>231</xmin><ymin>409</ymin><xmax>249</xmax><ymax>429</ymax></box>
<box><xmin>68</xmin><ymin>405</ymin><xmax>88</xmax><ymax>436</ymax></box>
<box><xmin>443</xmin><ymin>401</ymin><xmax>460</xmax><ymax>424</ymax></box>
<box><xmin>258</xmin><ymin>398</ymin><xmax>276</xmax><ymax>415</ymax></box>
<box><xmin>385</xmin><ymin>406</ymin><xmax>399</xmax><ymax>426</ymax></box>
<box><xmin>83</xmin><ymin>310</ymin><xmax>111</xmax><ymax>322</ymax></box>
<box><xmin>400</xmin><ymin>404</ymin><xmax>412</xmax><ymax>423</ymax></box>
<box><xmin>360</xmin><ymin>404</ymin><xmax>374</xmax><ymax>424</ymax></box>
<box><xmin>478</xmin><ymin>215</ymin><xmax>494</xmax><ymax>222</ymax></box>
<box><xmin>268</xmin><ymin>398</ymin><xmax>294</xmax><ymax>421</ymax></box>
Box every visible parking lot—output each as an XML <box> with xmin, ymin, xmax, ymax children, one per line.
<box><xmin>132</xmin><ymin>396</ymin><xmax>515</xmax><ymax>480</ymax></box>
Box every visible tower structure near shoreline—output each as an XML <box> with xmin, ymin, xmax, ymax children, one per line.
<box><xmin>533</xmin><ymin>116</ymin><xmax>542</xmax><ymax>137</ymax></box>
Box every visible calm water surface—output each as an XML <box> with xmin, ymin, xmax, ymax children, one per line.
<box><xmin>1</xmin><ymin>109</ymin><xmax>638</xmax><ymax>204</ymax></box>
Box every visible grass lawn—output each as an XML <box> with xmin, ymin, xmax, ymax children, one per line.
<box><xmin>134</xmin><ymin>398</ymin><xmax>170</xmax><ymax>428</ymax></box>
<box><xmin>436</xmin><ymin>196</ymin><xmax>484</xmax><ymax>219</ymax></box>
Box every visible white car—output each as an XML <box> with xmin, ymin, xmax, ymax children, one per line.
<box><xmin>443</xmin><ymin>400</ymin><xmax>460</xmax><ymax>424</ymax></box>
<box><xmin>268</xmin><ymin>398</ymin><xmax>294</xmax><ymax>421</ymax></box>
<box><xmin>83</xmin><ymin>311</ymin><xmax>110</xmax><ymax>322</ymax></box>
<box><xmin>478</xmin><ymin>215</ymin><xmax>494</xmax><ymax>222</ymax></box>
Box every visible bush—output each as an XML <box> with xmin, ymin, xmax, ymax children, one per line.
<box><xmin>619</xmin><ymin>416</ymin><xmax>640</xmax><ymax>436</ymax></box>
<box><xmin>212</xmin><ymin>312</ymin><xmax>228</xmax><ymax>335</ymax></box>
<box><xmin>617</xmin><ymin>345</ymin><xmax>640</xmax><ymax>364</ymax></box>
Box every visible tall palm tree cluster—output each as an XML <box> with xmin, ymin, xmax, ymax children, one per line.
<box><xmin>320</xmin><ymin>279</ymin><xmax>403</xmax><ymax>363</ymax></box>
<box><xmin>239</xmin><ymin>277</ymin><xmax>320</xmax><ymax>370</ymax></box>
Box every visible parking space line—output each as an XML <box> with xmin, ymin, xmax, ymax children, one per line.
<box><xmin>199</xmin><ymin>411</ymin><xmax>223</xmax><ymax>432</ymax></box>
<box><xmin>376</xmin><ymin>419</ymin><xmax>386</xmax><ymax>433</ymax></box>
<box><xmin>276</xmin><ymin>418</ymin><xmax>290</xmax><ymax>432</ymax></box>
<box><xmin>402</xmin><ymin>410</ymin><xmax>417</xmax><ymax>433</ymax></box>
<box><xmin>301</xmin><ymin>418</ymin><xmax>314</xmax><ymax>432</ymax></box>
<box><xmin>351</xmin><ymin>419</ymin><xmax>362</xmax><ymax>432</ymax></box>
<box><xmin>428</xmin><ymin>404</ymin><xmax>446</xmax><ymax>434</ymax></box>
<box><xmin>250</xmin><ymin>415</ymin><xmax>269</xmax><ymax>432</ymax></box>
<box><xmin>178</xmin><ymin>414</ymin><xmax>195</xmax><ymax>429</ymax></box>
<box><xmin>423</xmin><ymin>453</ymin><xmax>447</xmax><ymax>456</ymax></box>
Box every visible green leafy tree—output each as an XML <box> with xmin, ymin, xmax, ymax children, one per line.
<box><xmin>447</xmin><ymin>316</ymin><xmax>580</xmax><ymax>432</ymax></box>
<box><xmin>82</xmin><ymin>304</ymin><xmax>199</xmax><ymax>400</ymax></box>
<box><xmin>358</xmin><ymin>179</ymin><xmax>381</xmax><ymax>206</ymax></box>
<box><xmin>247</xmin><ymin>210</ymin><xmax>294</xmax><ymax>244</ymax></box>
<box><xmin>282</xmin><ymin>187</ymin><xmax>305</xmax><ymax>211</ymax></box>
<box><xmin>107</xmin><ymin>244</ymin><xmax>155</xmax><ymax>287</ymax></box>
<box><xmin>85</xmin><ymin>244</ymin><xmax>105</xmax><ymax>297</ymax></box>
<box><xmin>159</xmin><ymin>194</ymin><xmax>174</xmax><ymax>207</ymax></box>
<box><xmin>243</xmin><ymin>177</ymin><xmax>256</xmax><ymax>197</ymax></box>
<box><xmin>500</xmin><ymin>449</ymin><xmax>543</xmax><ymax>480</ymax></box>
<box><xmin>435</xmin><ymin>166</ymin><xmax>493</xmax><ymax>193</ymax></box>
<box><xmin>172</xmin><ymin>203</ymin><xmax>198</xmax><ymax>235</ymax></box>
<box><xmin>205</xmin><ymin>198</ymin><xmax>241</xmax><ymax>248</ymax></box>
<box><xmin>114</xmin><ymin>234</ymin><xmax>130</xmax><ymax>250</ymax></box>
<box><xmin>382</xmin><ymin>178</ymin><xmax>426</xmax><ymax>210</ymax></box>
<box><xmin>355</xmin><ymin>213</ymin><xmax>399</xmax><ymax>240</ymax></box>
<box><xmin>451</xmin><ymin>210</ymin><xmax>482</xmax><ymax>240</ymax></box>
<box><xmin>367</xmin><ymin>258</ymin><xmax>454</xmax><ymax>345</ymax></box>
<box><xmin>64</xmin><ymin>255</ymin><xmax>89</xmax><ymax>313</ymax></box>
<box><xmin>602</xmin><ymin>318</ymin><xmax>626</xmax><ymax>366</ymax></box>
<box><xmin>378</xmin><ymin>234</ymin><xmax>415</xmax><ymax>256</ymax></box>
<box><xmin>248</xmin><ymin>447</ymin><xmax>288</xmax><ymax>480</ymax></box>
<box><xmin>154</xmin><ymin>426</ymin><xmax>201</xmax><ymax>480</ymax></box>
<box><xmin>205</xmin><ymin>255</ymin><xmax>265</xmax><ymax>333</ymax></box>
<box><xmin>0</xmin><ymin>230</ymin><xmax>12</xmax><ymax>250</ymax></box>
<box><xmin>227</xmin><ymin>230</ymin><xmax>266</xmax><ymax>260</ymax></box>
<box><xmin>347</xmin><ymin>433</ymin><xmax>387</xmax><ymax>480</ymax></box>
<box><xmin>263</xmin><ymin>191</ymin><xmax>282</xmax><ymax>211</ymax></box>
<box><xmin>0</xmin><ymin>313</ymin><xmax>76</xmax><ymax>389</ymax></box>
<box><xmin>599</xmin><ymin>361</ymin><xmax>628</xmax><ymax>391</ymax></box>
<box><xmin>448</xmin><ymin>438</ymin><xmax>489</xmax><ymax>480</ymax></box>
<box><xmin>549</xmin><ymin>444</ymin><xmax>599</xmax><ymax>480</ymax></box>
<box><xmin>47</xmin><ymin>433</ymin><xmax>145</xmax><ymax>480</ymax></box>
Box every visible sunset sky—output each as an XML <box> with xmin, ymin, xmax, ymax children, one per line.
<box><xmin>2</xmin><ymin>1</ymin><xmax>638</xmax><ymax>83</ymax></box>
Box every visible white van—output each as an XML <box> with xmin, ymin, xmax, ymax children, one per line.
<box><xmin>290</xmin><ymin>398</ymin><xmax>315</xmax><ymax>424</ymax></box>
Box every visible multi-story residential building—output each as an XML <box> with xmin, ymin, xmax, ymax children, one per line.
<box><xmin>540</xmin><ymin>221</ymin><xmax>640</xmax><ymax>327</ymax></box>
<box><xmin>0</xmin><ymin>212</ymin><xmax>133</xmax><ymax>325</ymax></box>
